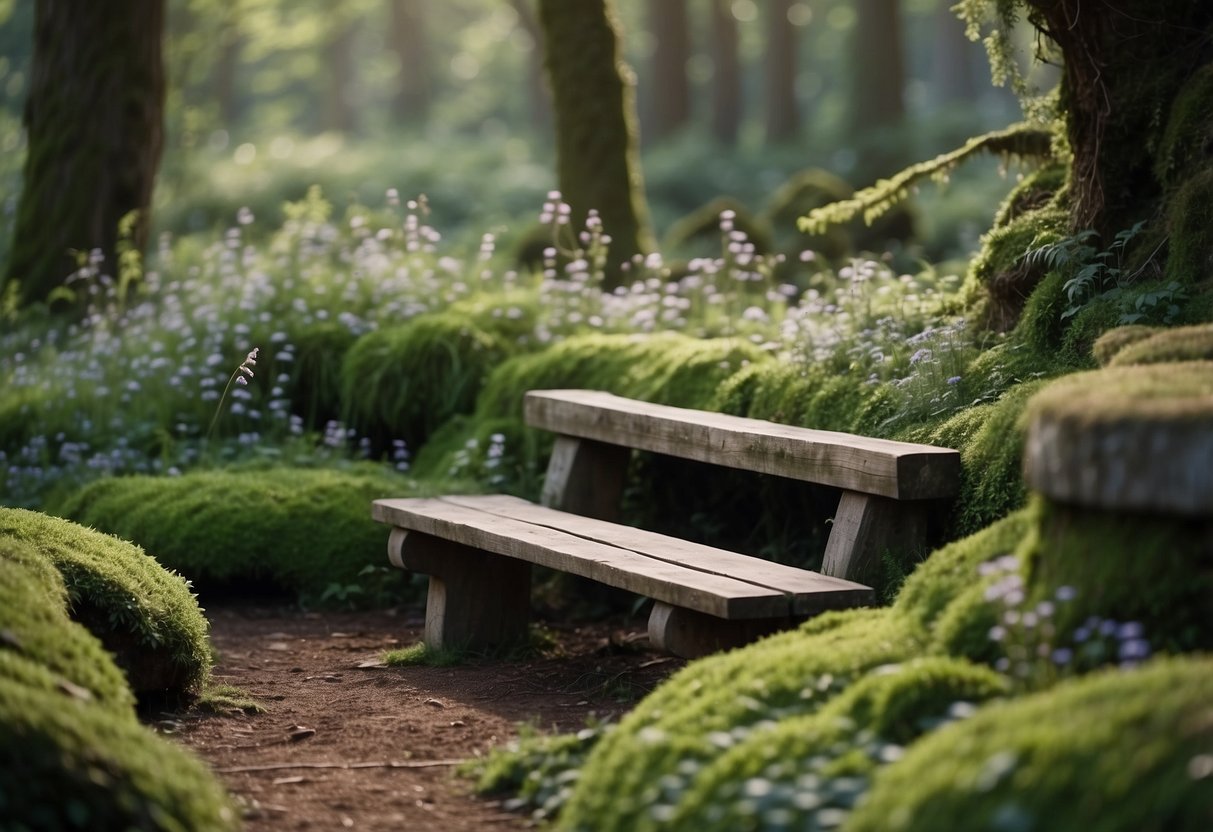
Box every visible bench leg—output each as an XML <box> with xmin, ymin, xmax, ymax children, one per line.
<box><xmin>648</xmin><ymin>602</ymin><xmax>791</xmax><ymax>659</ymax></box>
<box><xmin>821</xmin><ymin>491</ymin><xmax>929</xmax><ymax>586</ymax></box>
<box><xmin>388</xmin><ymin>530</ymin><xmax>531</xmax><ymax>653</ymax></box>
<box><xmin>540</xmin><ymin>435</ymin><xmax>631</xmax><ymax>521</ymax></box>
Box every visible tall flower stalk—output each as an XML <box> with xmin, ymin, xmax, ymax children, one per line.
<box><xmin>206</xmin><ymin>348</ymin><xmax>259</xmax><ymax>442</ymax></box>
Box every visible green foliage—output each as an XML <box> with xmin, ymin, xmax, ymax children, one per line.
<box><xmin>342</xmin><ymin>312</ymin><xmax>514</xmax><ymax>451</ymax></box>
<box><xmin>50</xmin><ymin>465</ymin><xmax>434</xmax><ymax>605</ymax></box>
<box><xmin>0</xmin><ymin>673</ymin><xmax>237</xmax><ymax>831</ymax></box>
<box><xmin>559</xmin><ymin>609</ymin><xmax>922</xmax><ymax>832</ymax></box>
<box><xmin>846</xmin><ymin>657</ymin><xmax>1213</xmax><ymax>832</ymax></box>
<box><xmin>799</xmin><ymin>124</ymin><xmax>1053</xmax><ymax>235</ymax></box>
<box><xmin>0</xmin><ymin>508</ymin><xmax>211</xmax><ymax>700</ymax></box>
<box><xmin>466</xmin><ymin>723</ymin><xmax>608</xmax><ymax>823</ymax></box>
<box><xmin>1163</xmin><ymin>168</ymin><xmax>1213</xmax><ymax>286</ymax></box>
<box><xmin>0</xmin><ymin>539</ymin><xmax>135</xmax><ymax>711</ymax></box>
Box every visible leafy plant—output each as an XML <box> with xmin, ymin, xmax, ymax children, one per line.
<box><xmin>1022</xmin><ymin>221</ymin><xmax>1153</xmax><ymax>320</ymax></box>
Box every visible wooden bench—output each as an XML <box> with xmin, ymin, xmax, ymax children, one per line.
<box><xmin>372</xmin><ymin>389</ymin><xmax>961</xmax><ymax>658</ymax></box>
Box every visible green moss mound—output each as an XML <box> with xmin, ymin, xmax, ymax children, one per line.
<box><xmin>52</xmin><ymin>465</ymin><xmax>434</xmax><ymax>604</ymax></box>
<box><xmin>846</xmin><ymin>657</ymin><xmax>1213</xmax><ymax>832</ymax></box>
<box><xmin>0</xmin><ymin>539</ymin><xmax>134</xmax><ymax>711</ymax></box>
<box><xmin>661</xmin><ymin>658</ymin><xmax>1009</xmax><ymax>832</ymax></box>
<box><xmin>0</xmin><ymin>674</ymin><xmax>237</xmax><ymax>831</ymax></box>
<box><xmin>1092</xmin><ymin>324</ymin><xmax>1160</xmax><ymax>365</ymax></box>
<box><xmin>663</xmin><ymin>197</ymin><xmax>773</xmax><ymax>258</ymax></box>
<box><xmin>342</xmin><ymin>312</ymin><xmax>513</xmax><ymax>451</ymax></box>
<box><xmin>0</xmin><ymin>509</ymin><xmax>210</xmax><ymax>700</ymax></box>
<box><xmin>559</xmin><ymin>608</ymin><xmax>923</xmax><ymax>832</ymax></box>
<box><xmin>1024</xmin><ymin>361</ymin><xmax>1213</xmax><ymax>426</ymax></box>
<box><xmin>1106</xmin><ymin>323</ymin><xmax>1213</xmax><ymax>367</ymax></box>
<box><xmin>287</xmin><ymin>320</ymin><xmax>360</xmax><ymax>428</ymax></box>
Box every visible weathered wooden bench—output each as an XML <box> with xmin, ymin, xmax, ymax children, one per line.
<box><xmin>372</xmin><ymin>389</ymin><xmax>961</xmax><ymax>658</ymax></box>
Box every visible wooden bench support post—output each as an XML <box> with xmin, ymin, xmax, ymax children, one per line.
<box><xmin>388</xmin><ymin>530</ymin><xmax>531</xmax><ymax>652</ymax></box>
<box><xmin>648</xmin><ymin>602</ymin><xmax>791</xmax><ymax>659</ymax></box>
<box><xmin>822</xmin><ymin>491</ymin><xmax>929</xmax><ymax>586</ymax></box>
<box><xmin>540</xmin><ymin>435</ymin><xmax>631</xmax><ymax>521</ymax></box>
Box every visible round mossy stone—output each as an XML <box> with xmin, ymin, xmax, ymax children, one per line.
<box><xmin>846</xmin><ymin>656</ymin><xmax>1213</xmax><ymax>832</ymax></box>
<box><xmin>1023</xmin><ymin>363</ymin><xmax>1213</xmax><ymax>515</ymax></box>
<box><xmin>1107</xmin><ymin>323</ymin><xmax>1213</xmax><ymax>367</ymax></box>
<box><xmin>1092</xmin><ymin>324</ymin><xmax>1160</xmax><ymax>366</ymax></box>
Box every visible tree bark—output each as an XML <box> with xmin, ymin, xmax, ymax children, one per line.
<box><xmin>5</xmin><ymin>0</ymin><xmax>165</xmax><ymax>309</ymax></box>
<box><xmin>848</xmin><ymin>0</ymin><xmax>907</xmax><ymax>177</ymax></box>
<box><xmin>710</xmin><ymin>0</ymin><xmax>742</xmax><ymax>146</ymax></box>
<box><xmin>930</xmin><ymin>0</ymin><xmax>978</xmax><ymax>108</ymax></box>
<box><xmin>764</xmin><ymin>0</ymin><xmax>800</xmax><ymax>144</ymax></box>
<box><xmin>388</xmin><ymin>0</ymin><xmax>430</xmax><ymax>127</ymax></box>
<box><xmin>538</xmin><ymin>0</ymin><xmax>654</xmax><ymax>286</ymax></box>
<box><xmin>507</xmin><ymin>0</ymin><xmax>551</xmax><ymax>136</ymax></box>
<box><xmin>647</xmin><ymin>0</ymin><xmax>691</xmax><ymax>142</ymax></box>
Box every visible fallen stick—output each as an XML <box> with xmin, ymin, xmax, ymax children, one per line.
<box><xmin>215</xmin><ymin>759</ymin><xmax>465</xmax><ymax>774</ymax></box>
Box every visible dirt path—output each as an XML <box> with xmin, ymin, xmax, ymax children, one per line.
<box><xmin>170</xmin><ymin>604</ymin><xmax>682</xmax><ymax>831</ymax></box>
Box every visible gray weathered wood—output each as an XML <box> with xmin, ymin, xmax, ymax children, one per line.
<box><xmin>389</xmin><ymin>530</ymin><xmax>531</xmax><ymax>652</ymax></box>
<box><xmin>373</xmin><ymin>496</ymin><xmax>872</xmax><ymax>618</ymax></box>
<box><xmin>1025</xmin><ymin>413</ymin><xmax>1213</xmax><ymax>516</ymax></box>
<box><xmin>524</xmin><ymin>389</ymin><xmax>960</xmax><ymax>500</ymax></box>
<box><xmin>648</xmin><ymin>602</ymin><xmax>791</xmax><ymax>659</ymax></box>
<box><xmin>821</xmin><ymin>491</ymin><xmax>931</xmax><ymax>586</ymax></box>
<box><xmin>540</xmin><ymin>435</ymin><xmax>631</xmax><ymax>520</ymax></box>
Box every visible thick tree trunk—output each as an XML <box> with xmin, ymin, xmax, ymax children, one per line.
<box><xmin>930</xmin><ymin>0</ymin><xmax>978</xmax><ymax>108</ymax></box>
<box><xmin>647</xmin><ymin>0</ymin><xmax>691</xmax><ymax>142</ymax></box>
<box><xmin>4</xmin><ymin>0</ymin><xmax>165</xmax><ymax>308</ymax></box>
<box><xmin>507</xmin><ymin>0</ymin><xmax>552</xmax><ymax>136</ymax></box>
<box><xmin>710</xmin><ymin>0</ymin><xmax>742</xmax><ymax>146</ymax></box>
<box><xmin>848</xmin><ymin>0</ymin><xmax>906</xmax><ymax>176</ymax></box>
<box><xmin>538</xmin><ymin>0</ymin><xmax>653</xmax><ymax>286</ymax></box>
<box><xmin>1024</xmin><ymin>0</ymin><xmax>1213</xmax><ymax>236</ymax></box>
<box><xmin>764</xmin><ymin>0</ymin><xmax>800</xmax><ymax>144</ymax></box>
<box><xmin>388</xmin><ymin>0</ymin><xmax>430</xmax><ymax>127</ymax></box>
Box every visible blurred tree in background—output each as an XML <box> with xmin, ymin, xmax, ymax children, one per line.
<box><xmin>4</xmin><ymin>0</ymin><xmax>165</xmax><ymax>308</ymax></box>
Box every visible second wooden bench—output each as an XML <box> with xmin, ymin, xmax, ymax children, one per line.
<box><xmin>372</xmin><ymin>389</ymin><xmax>961</xmax><ymax>657</ymax></box>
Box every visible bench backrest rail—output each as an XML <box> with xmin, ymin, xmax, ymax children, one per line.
<box><xmin>524</xmin><ymin>389</ymin><xmax>960</xmax><ymax>500</ymax></box>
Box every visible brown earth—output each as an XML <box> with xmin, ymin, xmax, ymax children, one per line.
<box><xmin>168</xmin><ymin>604</ymin><xmax>683</xmax><ymax>831</ymax></box>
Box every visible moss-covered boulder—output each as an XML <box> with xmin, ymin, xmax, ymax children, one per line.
<box><xmin>52</xmin><ymin>465</ymin><xmax>436</xmax><ymax>605</ymax></box>
<box><xmin>0</xmin><ymin>538</ymin><xmax>135</xmax><ymax>711</ymax></box>
<box><xmin>558</xmin><ymin>609</ymin><xmax>923</xmax><ymax>832</ymax></box>
<box><xmin>662</xmin><ymin>197</ymin><xmax>774</xmax><ymax>259</ymax></box>
<box><xmin>846</xmin><ymin>657</ymin><xmax>1213</xmax><ymax>832</ymax></box>
<box><xmin>0</xmin><ymin>672</ymin><xmax>237</xmax><ymax>831</ymax></box>
<box><xmin>0</xmin><ymin>509</ymin><xmax>211</xmax><ymax>700</ymax></box>
<box><xmin>1092</xmin><ymin>324</ymin><xmax>1160</xmax><ymax>365</ymax></box>
<box><xmin>342</xmin><ymin>312</ymin><xmax>514</xmax><ymax>451</ymax></box>
<box><xmin>1105</xmin><ymin>323</ymin><xmax>1213</xmax><ymax>367</ymax></box>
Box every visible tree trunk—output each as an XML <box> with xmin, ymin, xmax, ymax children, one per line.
<box><xmin>538</xmin><ymin>0</ymin><xmax>654</xmax><ymax>286</ymax></box>
<box><xmin>710</xmin><ymin>0</ymin><xmax>742</xmax><ymax>146</ymax></box>
<box><xmin>4</xmin><ymin>0</ymin><xmax>165</xmax><ymax>309</ymax></box>
<box><xmin>764</xmin><ymin>0</ymin><xmax>800</xmax><ymax>144</ymax></box>
<box><xmin>930</xmin><ymin>0</ymin><xmax>978</xmax><ymax>108</ymax></box>
<box><xmin>647</xmin><ymin>0</ymin><xmax>691</xmax><ymax>142</ymax></box>
<box><xmin>1023</xmin><ymin>0</ymin><xmax>1213</xmax><ymax>236</ymax></box>
<box><xmin>388</xmin><ymin>0</ymin><xmax>430</xmax><ymax>127</ymax></box>
<box><xmin>848</xmin><ymin>0</ymin><xmax>906</xmax><ymax>177</ymax></box>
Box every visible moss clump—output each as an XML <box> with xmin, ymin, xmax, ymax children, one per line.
<box><xmin>1107</xmin><ymin>323</ymin><xmax>1213</xmax><ymax>367</ymax></box>
<box><xmin>51</xmin><ymin>465</ymin><xmax>434</xmax><ymax>604</ymax></box>
<box><xmin>1023</xmin><ymin>362</ymin><xmax>1213</xmax><ymax>427</ymax></box>
<box><xmin>1154</xmin><ymin>64</ymin><xmax>1213</xmax><ymax>192</ymax></box>
<box><xmin>893</xmin><ymin>508</ymin><xmax>1031</xmax><ymax>633</ymax></box>
<box><xmin>0</xmin><ymin>539</ymin><xmax>134</xmax><ymax>711</ymax></box>
<box><xmin>968</xmin><ymin>204</ymin><xmax>1069</xmax><ymax>333</ymax></box>
<box><xmin>762</xmin><ymin>167</ymin><xmax>854</xmax><ymax>260</ymax></box>
<box><xmin>559</xmin><ymin>608</ymin><xmax>922</xmax><ymax>832</ymax></box>
<box><xmin>287</xmin><ymin>320</ymin><xmax>360</xmax><ymax>428</ymax></box>
<box><xmin>846</xmin><ymin>657</ymin><xmax>1213</xmax><ymax>832</ymax></box>
<box><xmin>663</xmin><ymin>197</ymin><xmax>773</xmax><ymax>258</ymax></box>
<box><xmin>1165</xmin><ymin>168</ymin><xmax>1213</xmax><ymax>287</ymax></box>
<box><xmin>1092</xmin><ymin>324</ymin><xmax>1160</xmax><ymax>365</ymax></box>
<box><xmin>0</xmin><ymin>508</ymin><xmax>211</xmax><ymax>700</ymax></box>
<box><xmin>0</xmin><ymin>673</ymin><xmax>237</xmax><ymax>831</ymax></box>
<box><xmin>342</xmin><ymin>312</ymin><xmax>513</xmax><ymax>451</ymax></box>
<box><xmin>660</xmin><ymin>658</ymin><xmax>1008</xmax><ymax>832</ymax></box>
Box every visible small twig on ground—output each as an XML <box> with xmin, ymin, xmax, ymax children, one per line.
<box><xmin>214</xmin><ymin>759</ymin><xmax>465</xmax><ymax>774</ymax></box>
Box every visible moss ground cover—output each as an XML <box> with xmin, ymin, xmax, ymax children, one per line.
<box><xmin>0</xmin><ymin>508</ymin><xmax>211</xmax><ymax>700</ymax></box>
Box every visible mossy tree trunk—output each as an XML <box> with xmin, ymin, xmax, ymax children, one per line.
<box><xmin>1023</xmin><ymin>1</ymin><xmax>1213</xmax><ymax>237</ymax></box>
<box><xmin>537</xmin><ymin>0</ymin><xmax>654</xmax><ymax>287</ymax></box>
<box><xmin>5</xmin><ymin>0</ymin><xmax>165</xmax><ymax>309</ymax></box>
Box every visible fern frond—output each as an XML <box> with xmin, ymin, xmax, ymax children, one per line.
<box><xmin>798</xmin><ymin>124</ymin><xmax>1054</xmax><ymax>235</ymax></box>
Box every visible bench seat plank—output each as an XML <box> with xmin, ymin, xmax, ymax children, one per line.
<box><xmin>525</xmin><ymin>389</ymin><xmax>960</xmax><ymax>500</ymax></box>
<box><xmin>373</xmin><ymin>496</ymin><xmax>871</xmax><ymax>619</ymax></box>
<box><xmin>438</xmin><ymin>494</ymin><xmax>871</xmax><ymax>616</ymax></box>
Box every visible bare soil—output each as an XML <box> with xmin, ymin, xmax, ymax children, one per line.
<box><xmin>169</xmin><ymin>604</ymin><xmax>683</xmax><ymax>831</ymax></box>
